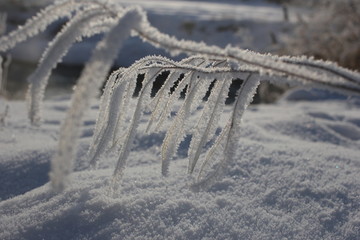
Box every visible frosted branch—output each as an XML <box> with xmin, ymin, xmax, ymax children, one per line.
<box><xmin>50</xmin><ymin>6</ymin><xmax>143</xmax><ymax>192</ymax></box>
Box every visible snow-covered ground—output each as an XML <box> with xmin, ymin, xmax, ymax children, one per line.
<box><xmin>1</xmin><ymin>89</ymin><xmax>360</xmax><ymax>239</ymax></box>
<box><xmin>1</xmin><ymin>1</ymin><xmax>360</xmax><ymax>240</ymax></box>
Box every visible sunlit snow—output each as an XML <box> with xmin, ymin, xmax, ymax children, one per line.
<box><xmin>0</xmin><ymin>1</ymin><xmax>359</xmax><ymax>240</ymax></box>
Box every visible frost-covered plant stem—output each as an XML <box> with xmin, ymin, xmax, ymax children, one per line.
<box><xmin>134</xmin><ymin>22</ymin><xmax>360</xmax><ymax>94</ymax></box>
<box><xmin>50</xmin><ymin>7</ymin><xmax>142</xmax><ymax>192</ymax></box>
<box><xmin>192</xmin><ymin>74</ymin><xmax>260</xmax><ymax>191</ymax></box>
<box><xmin>110</xmin><ymin>68</ymin><xmax>164</xmax><ymax>192</ymax></box>
<box><xmin>27</xmin><ymin>7</ymin><xmax>114</xmax><ymax>125</ymax></box>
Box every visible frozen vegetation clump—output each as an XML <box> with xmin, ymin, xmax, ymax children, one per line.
<box><xmin>285</xmin><ymin>0</ymin><xmax>360</xmax><ymax>71</ymax></box>
<box><xmin>0</xmin><ymin>0</ymin><xmax>359</xmax><ymax>192</ymax></box>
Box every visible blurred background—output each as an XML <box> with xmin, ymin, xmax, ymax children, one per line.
<box><xmin>0</xmin><ymin>0</ymin><xmax>359</xmax><ymax>101</ymax></box>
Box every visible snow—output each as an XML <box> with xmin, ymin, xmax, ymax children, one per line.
<box><xmin>1</xmin><ymin>1</ymin><xmax>360</xmax><ymax>239</ymax></box>
<box><xmin>1</xmin><ymin>88</ymin><xmax>360</xmax><ymax>239</ymax></box>
<box><xmin>116</xmin><ymin>0</ymin><xmax>283</xmax><ymax>21</ymax></box>
<box><xmin>3</xmin><ymin>0</ymin><xmax>290</xmax><ymax>66</ymax></box>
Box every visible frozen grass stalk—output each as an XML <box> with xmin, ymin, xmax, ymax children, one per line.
<box><xmin>50</xmin><ymin>7</ymin><xmax>142</xmax><ymax>191</ymax></box>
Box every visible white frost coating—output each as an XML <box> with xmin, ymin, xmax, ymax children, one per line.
<box><xmin>91</xmin><ymin>57</ymin><xmax>176</xmax><ymax>170</ymax></box>
<box><xmin>134</xmin><ymin>16</ymin><xmax>360</xmax><ymax>95</ymax></box>
<box><xmin>187</xmin><ymin>75</ymin><xmax>232</xmax><ymax>174</ymax></box>
<box><xmin>161</xmin><ymin>73</ymin><xmax>195</xmax><ymax>176</ymax></box>
<box><xmin>0</xmin><ymin>0</ymin><xmax>124</xmax><ymax>52</ymax></box>
<box><xmin>280</xmin><ymin>53</ymin><xmax>360</xmax><ymax>85</ymax></box>
<box><xmin>154</xmin><ymin>71</ymin><xmax>192</xmax><ymax>132</ymax></box>
<box><xmin>193</xmin><ymin>74</ymin><xmax>260</xmax><ymax>191</ymax></box>
<box><xmin>109</xmin><ymin>56</ymin><xmax>177</xmax><ymax>148</ymax></box>
<box><xmin>50</xmin><ymin>7</ymin><xmax>143</xmax><ymax>192</ymax></box>
<box><xmin>194</xmin><ymin>119</ymin><xmax>232</xmax><ymax>190</ymax></box>
<box><xmin>27</xmin><ymin>7</ymin><xmax>113</xmax><ymax>125</ymax></box>
<box><xmin>89</xmin><ymin>56</ymin><xmax>242</xmax><ymax>185</ymax></box>
<box><xmin>187</xmin><ymin>73</ymin><xmax>214</xmax><ymax>116</ymax></box>
<box><xmin>224</xmin><ymin>47</ymin><xmax>360</xmax><ymax>95</ymax></box>
<box><xmin>110</xmin><ymin>71</ymin><xmax>139</xmax><ymax>148</ymax></box>
<box><xmin>0</xmin><ymin>1</ymin><xmax>85</xmax><ymax>52</ymax></box>
<box><xmin>88</xmin><ymin>71</ymin><xmax>127</xmax><ymax>167</ymax></box>
<box><xmin>110</xmin><ymin>67</ymin><xmax>160</xmax><ymax>191</ymax></box>
<box><xmin>145</xmin><ymin>71</ymin><xmax>183</xmax><ymax>133</ymax></box>
<box><xmin>160</xmin><ymin>72</ymin><xmax>213</xmax><ymax>176</ymax></box>
<box><xmin>89</xmin><ymin>68</ymin><xmax>125</xmax><ymax>149</ymax></box>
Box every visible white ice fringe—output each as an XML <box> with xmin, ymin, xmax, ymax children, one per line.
<box><xmin>50</xmin><ymin>7</ymin><xmax>143</xmax><ymax>192</ymax></box>
<box><xmin>0</xmin><ymin>1</ymin><xmax>84</xmax><ymax>52</ymax></box>
<box><xmin>193</xmin><ymin>74</ymin><xmax>260</xmax><ymax>191</ymax></box>
<box><xmin>27</xmin><ymin>7</ymin><xmax>115</xmax><ymax>125</ymax></box>
<box><xmin>187</xmin><ymin>74</ymin><xmax>232</xmax><ymax>174</ymax></box>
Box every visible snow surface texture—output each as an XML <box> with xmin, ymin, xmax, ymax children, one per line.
<box><xmin>1</xmin><ymin>1</ymin><xmax>360</xmax><ymax>239</ymax></box>
<box><xmin>1</xmin><ymin>90</ymin><xmax>360</xmax><ymax>239</ymax></box>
